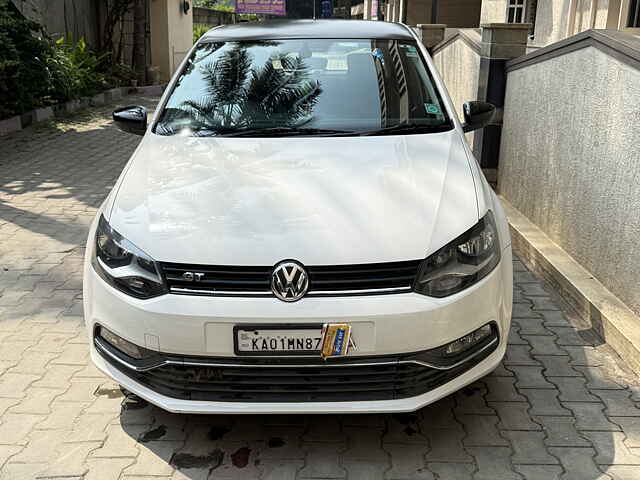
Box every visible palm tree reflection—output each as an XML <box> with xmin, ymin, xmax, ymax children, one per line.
<box><xmin>159</xmin><ymin>43</ymin><xmax>323</xmax><ymax>135</ymax></box>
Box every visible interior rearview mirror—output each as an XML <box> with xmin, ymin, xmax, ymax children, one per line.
<box><xmin>113</xmin><ymin>105</ymin><xmax>148</xmax><ymax>136</ymax></box>
<box><xmin>462</xmin><ymin>101</ymin><xmax>496</xmax><ymax>133</ymax></box>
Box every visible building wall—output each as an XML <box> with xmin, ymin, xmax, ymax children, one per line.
<box><xmin>193</xmin><ymin>7</ymin><xmax>237</xmax><ymax>26</ymax></box>
<box><xmin>150</xmin><ymin>0</ymin><xmax>193</xmax><ymax>82</ymax></box>
<box><xmin>11</xmin><ymin>0</ymin><xmax>101</xmax><ymax>45</ymax></box>
<box><xmin>439</xmin><ymin>0</ymin><xmax>483</xmax><ymax>27</ymax></box>
<box><xmin>432</xmin><ymin>33</ymin><xmax>481</xmax><ymax>145</ymax></box>
<box><xmin>406</xmin><ymin>0</ymin><xmax>482</xmax><ymax>27</ymax></box>
<box><xmin>406</xmin><ymin>0</ymin><xmax>433</xmax><ymax>25</ymax></box>
<box><xmin>498</xmin><ymin>45</ymin><xmax>640</xmax><ymax>316</ymax></box>
<box><xmin>480</xmin><ymin>0</ymin><xmax>508</xmax><ymax>23</ymax></box>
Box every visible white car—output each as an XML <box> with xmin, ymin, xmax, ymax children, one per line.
<box><xmin>84</xmin><ymin>20</ymin><xmax>513</xmax><ymax>414</ymax></box>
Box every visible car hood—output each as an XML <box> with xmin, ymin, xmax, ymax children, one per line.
<box><xmin>109</xmin><ymin>130</ymin><xmax>479</xmax><ymax>265</ymax></box>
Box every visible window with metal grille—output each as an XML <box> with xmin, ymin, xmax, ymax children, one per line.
<box><xmin>507</xmin><ymin>0</ymin><xmax>526</xmax><ymax>23</ymax></box>
<box><xmin>629</xmin><ymin>0</ymin><xmax>640</xmax><ymax>27</ymax></box>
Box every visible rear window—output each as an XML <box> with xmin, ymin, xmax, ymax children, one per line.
<box><xmin>155</xmin><ymin>38</ymin><xmax>451</xmax><ymax>137</ymax></box>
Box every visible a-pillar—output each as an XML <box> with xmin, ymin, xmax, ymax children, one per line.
<box><xmin>473</xmin><ymin>23</ymin><xmax>529</xmax><ymax>173</ymax></box>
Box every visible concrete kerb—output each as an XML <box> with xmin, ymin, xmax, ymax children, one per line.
<box><xmin>0</xmin><ymin>85</ymin><xmax>166</xmax><ymax>136</ymax></box>
<box><xmin>500</xmin><ymin>196</ymin><xmax>640</xmax><ymax>376</ymax></box>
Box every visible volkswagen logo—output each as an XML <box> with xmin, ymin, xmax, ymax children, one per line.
<box><xmin>271</xmin><ymin>260</ymin><xmax>309</xmax><ymax>302</ymax></box>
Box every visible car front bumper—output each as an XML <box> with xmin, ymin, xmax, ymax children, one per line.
<box><xmin>84</xmin><ymin>246</ymin><xmax>512</xmax><ymax>414</ymax></box>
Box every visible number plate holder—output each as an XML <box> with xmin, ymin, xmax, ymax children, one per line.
<box><xmin>234</xmin><ymin>324</ymin><xmax>324</xmax><ymax>356</ymax></box>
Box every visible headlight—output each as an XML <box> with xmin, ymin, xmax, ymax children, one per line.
<box><xmin>413</xmin><ymin>211</ymin><xmax>501</xmax><ymax>297</ymax></box>
<box><xmin>92</xmin><ymin>215</ymin><xmax>167</xmax><ymax>299</ymax></box>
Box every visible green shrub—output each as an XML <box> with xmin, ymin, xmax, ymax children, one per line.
<box><xmin>46</xmin><ymin>36</ymin><xmax>108</xmax><ymax>102</ymax></box>
<box><xmin>0</xmin><ymin>0</ymin><xmax>51</xmax><ymax>119</ymax></box>
<box><xmin>193</xmin><ymin>23</ymin><xmax>211</xmax><ymax>44</ymax></box>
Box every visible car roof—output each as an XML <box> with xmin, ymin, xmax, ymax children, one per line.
<box><xmin>202</xmin><ymin>19</ymin><xmax>415</xmax><ymax>42</ymax></box>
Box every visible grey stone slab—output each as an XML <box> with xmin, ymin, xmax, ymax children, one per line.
<box><xmin>454</xmin><ymin>382</ymin><xmax>494</xmax><ymax>415</ymax></box>
<box><xmin>581</xmin><ymin>431</ymin><xmax>640</xmax><ymax>465</ymax></box>
<box><xmin>509</xmin><ymin>326</ymin><xmax>530</xmax><ymax>346</ymax></box>
<box><xmin>459</xmin><ymin>414</ymin><xmax>508</xmax><ymax>446</ymax></box>
<box><xmin>514</xmin><ymin>270</ymin><xmax>540</xmax><ymax>283</ymax></box>
<box><xmin>519</xmin><ymin>283</ymin><xmax>550</xmax><ymax>297</ymax></box>
<box><xmin>488</xmin><ymin>362</ymin><xmax>515</xmax><ymax>377</ymax></box>
<box><xmin>547</xmin><ymin>327</ymin><xmax>595</xmax><ymax>346</ymax></box>
<box><xmin>427</xmin><ymin>463</ymin><xmax>474</xmax><ymax>480</ymax></box>
<box><xmin>512</xmin><ymin>303</ymin><xmax>543</xmax><ymax>318</ymax></box>
<box><xmin>514</xmin><ymin>465</ymin><xmax>563</xmax><ymax>480</ymax></box>
<box><xmin>564</xmin><ymin>402</ymin><xmax>622</xmax><ymax>431</ymax></box>
<box><xmin>503</xmin><ymin>430</ymin><xmax>559</xmax><ymax>465</ymax></box>
<box><xmin>609</xmin><ymin>417</ymin><xmax>640</xmax><ymax>447</ymax></box>
<box><xmin>466</xmin><ymin>447</ymin><xmax>522</xmax><ymax>480</ymax></box>
<box><xmin>0</xmin><ymin>115</ymin><xmax>21</xmax><ymax>136</ymax></box>
<box><xmin>535</xmin><ymin>355</ymin><xmax>582</xmax><ymax>377</ymax></box>
<box><xmin>384</xmin><ymin>443</ymin><xmax>433</xmax><ymax>480</ymax></box>
<box><xmin>538</xmin><ymin>310</ymin><xmax>572</xmax><ymax>327</ymax></box>
<box><xmin>513</xmin><ymin>317</ymin><xmax>554</xmax><ymax>336</ymax></box>
<box><xmin>510</xmin><ymin>366</ymin><xmax>556</xmax><ymax>389</ymax></box>
<box><xmin>424</xmin><ymin>428</ymin><xmax>473</xmax><ymax>463</ymax></box>
<box><xmin>530</xmin><ymin>297</ymin><xmax>561</xmax><ymax>311</ymax></box>
<box><xmin>534</xmin><ymin>416</ymin><xmax>591</xmax><ymax>447</ymax></box>
<box><xmin>420</xmin><ymin>396</ymin><xmax>458</xmax><ymax>429</ymax></box>
<box><xmin>523</xmin><ymin>335</ymin><xmax>568</xmax><ymax>356</ymax></box>
<box><xmin>592</xmin><ymin>389</ymin><xmax>640</xmax><ymax>417</ymax></box>
<box><xmin>504</xmin><ymin>345</ymin><xmax>542</xmax><ymax>366</ymax></box>
<box><xmin>33</xmin><ymin>107</ymin><xmax>54</xmax><ymax>123</ymax></box>
<box><xmin>491</xmin><ymin>402</ymin><xmax>541</xmax><ymax>431</ymax></box>
<box><xmin>485</xmin><ymin>376</ymin><xmax>527</xmax><ymax>402</ymax></box>
<box><xmin>548</xmin><ymin>448</ymin><xmax>613</xmax><ymax>480</ymax></box>
<box><xmin>573</xmin><ymin>366</ymin><xmax>627</xmax><ymax>390</ymax></box>
<box><xmin>519</xmin><ymin>389</ymin><xmax>572</xmax><ymax>416</ymax></box>
<box><xmin>550</xmin><ymin>377</ymin><xmax>600</xmax><ymax>402</ymax></box>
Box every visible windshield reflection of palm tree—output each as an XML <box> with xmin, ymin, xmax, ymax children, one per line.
<box><xmin>169</xmin><ymin>43</ymin><xmax>323</xmax><ymax>134</ymax></box>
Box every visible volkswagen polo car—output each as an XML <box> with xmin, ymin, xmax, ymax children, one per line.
<box><xmin>84</xmin><ymin>20</ymin><xmax>513</xmax><ymax>414</ymax></box>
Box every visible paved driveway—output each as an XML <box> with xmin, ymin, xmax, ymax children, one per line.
<box><xmin>1</xmin><ymin>97</ymin><xmax>639</xmax><ymax>480</ymax></box>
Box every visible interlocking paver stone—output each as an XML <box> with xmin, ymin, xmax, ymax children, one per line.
<box><xmin>519</xmin><ymin>389</ymin><xmax>572</xmax><ymax>417</ymax></box>
<box><xmin>534</xmin><ymin>416</ymin><xmax>591</xmax><ymax>447</ymax></box>
<box><xmin>503</xmin><ymin>430</ymin><xmax>559</xmax><ymax>465</ymax></box>
<box><xmin>548</xmin><ymin>447</ymin><xmax>613</xmax><ymax>480</ymax></box>
<box><xmin>535</xmin><ymin>355</ymin><xmax>582</xmax><ymax>377</ymax></box>
<box><xmin>424</xmin><ymin>428</ymin><xmax>473</xmax><ymax>463</ymax></box>
<box><xmin>564</xmin><ymin>402</ymin><xmax>622</xmax><ymax>431</ymax></box>
<box><xmin>466</xmin><ymin>446</ymin><xmax>521</xmax><ymax>480</ymax></box>
<box><xmin>485</xmin><ymin>376</ymin><xmax>527</xmax><ymax>402</ymax></box>
<box><xmin>459</xmin><ymin>415</ymin><xmax>508</xmax><ymax>446</ymax></box>
<box><xmin>593</xmin><ymin>389</ymin><xmax>640</xmax><ymax>417</ymax></box>
<box><xmin>551</xmin><ymin>377</ymin><xmax>601</xmax><ymax>402</ymax></box>
<box><xmin>515</xmin><ymin>465</ymin><xmax>563</xmax><ymax>480</ymax></box>
<box><xmin>491</xmin><ymin>402</ymin><xmax>541</xmax><ymax>431</ymax></box>
<box><xmin>2</xmin><ymin>94</ymin><xmax>640</xmax><ymax>480</ymax></box>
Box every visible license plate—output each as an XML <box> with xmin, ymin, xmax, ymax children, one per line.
<box><xmin>235</xmin><ymin>325</ymin><xmax>323</xmax><ymax>355</ymax></box>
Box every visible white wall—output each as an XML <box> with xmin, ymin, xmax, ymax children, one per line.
<box><xmin>499</xmin><ymin>44</ymin><xmax>640</xmax><ymax>316</ymax></box>
<box><xmin>432</xmin><ymin>33</ymin><xmax>481</xmax><ymax>145</ymax></box>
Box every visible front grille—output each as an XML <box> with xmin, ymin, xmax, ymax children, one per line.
<box><xmin>160</xmin><ymin>260</ymin><xmax>422</xmax><ymax>297</ymax></box>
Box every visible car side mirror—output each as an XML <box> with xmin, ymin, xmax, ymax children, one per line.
<box><xmin>462</xmin><ymin>101</ymin><xmax>496</xmax><ymax>133</ymax></box>
<box><xmin>113</xmin><ymin>106</ymin><xmax>148</xmax><ymax>136</ymax></box>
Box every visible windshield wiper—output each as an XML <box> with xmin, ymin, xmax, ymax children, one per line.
<box><xmin>357</xmin><ymin>123</ymin><xmax>453</xmax><ymax>136</ymax></box>
<box><xmin>216</xmin><ymin>127</ymin><xmax>352</xmax><ymax>137</ymax></box>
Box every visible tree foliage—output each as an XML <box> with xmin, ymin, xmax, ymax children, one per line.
<box><xmin>0</xmin><ymin>0</ymin><xmax>50</xmax><ymax>119</ymax></box>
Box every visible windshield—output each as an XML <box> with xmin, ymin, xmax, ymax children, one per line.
<box><xmin>154</xmin><ymin>38</ymin><xmax>452</xmax><ymax>137</ymax></box>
